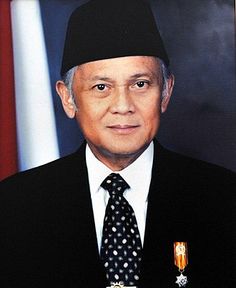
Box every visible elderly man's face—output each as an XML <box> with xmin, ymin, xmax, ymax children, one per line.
<box><xmin>57</xmin><ymin>56</ymin><xmax>173</xmax><ymax>169</ymax></box>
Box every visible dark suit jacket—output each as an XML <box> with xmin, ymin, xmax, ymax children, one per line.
<box><xmin>0</xmin><ymin>140</ymin><xmax>235</xmax><ymax>288</ymax></box>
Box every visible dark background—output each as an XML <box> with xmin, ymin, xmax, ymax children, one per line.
<box><xmin>40</xmin><ymin>0</ymin><xmax>236</xmax><ymax>172</ymax></box>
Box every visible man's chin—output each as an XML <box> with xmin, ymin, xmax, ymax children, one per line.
<box><xmin>101</xmin><ymin>144</ymin><xmax>149</xmax><ymax>159</ymax></box>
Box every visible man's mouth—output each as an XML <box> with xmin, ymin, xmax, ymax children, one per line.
<box><xmin>107</xmin><ymin>124</ymin><xmax>140</xmax><ymax>134</ymax></box>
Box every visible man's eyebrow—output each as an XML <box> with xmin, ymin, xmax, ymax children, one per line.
<box><xmin>89</xmin><ymin>76</ymin><xmax>113</xmax><ymax>82</ymax></box>
<box><xmin>129</xmin><ymin>72</ymin><xmax>156</xmax><ymax>79</ymax></box>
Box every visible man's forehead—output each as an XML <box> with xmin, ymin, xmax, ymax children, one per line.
<box><xmin>74</xmin><ymin>56</ymin><xmax>161</xmax><ymax>81</ymax></box>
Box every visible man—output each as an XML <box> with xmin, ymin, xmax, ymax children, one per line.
<box><xmin>0</xmin><ymin>0</ymin><xmax>235</xmax><ymax>287</ymax></box>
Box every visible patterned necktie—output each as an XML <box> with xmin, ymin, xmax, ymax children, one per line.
<box><xmin>100</xmin><ymin>173</ymin><xmax>142</xmax><ymax>286</ymax></box>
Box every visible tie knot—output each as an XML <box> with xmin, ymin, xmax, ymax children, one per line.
<box><xmin>101</xmin><ymin>173</ymin><xmax>130</xmax><ymax>197</ymax></box>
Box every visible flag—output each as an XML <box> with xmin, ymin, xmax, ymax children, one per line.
<box><xmin>0</xmin><ymin>0</ymin><xmax>18</xmax><ymax>180</ymax></box>
<box><xmin>11</xmin><ymin>0</ymin><xmax>59</xmax><ymax>172</ymax></box>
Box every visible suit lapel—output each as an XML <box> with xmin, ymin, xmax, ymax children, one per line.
<box><xmin>139</xmin><ymin>140</ymin><xmax>177</xmax><ymax>287</ymax></box>
<box><xmin>62</xmin><ymin>143</ymin><xmax>107</xmax><ymax>286</ymax></box>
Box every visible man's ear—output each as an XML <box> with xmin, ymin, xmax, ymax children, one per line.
<box><xmin>56</xmin><ymin>80</ymin><xmax>77</xmax><ymax>118</ymax></box>
<box><xmin>161</xmin><ymin>74</ymin><xmax>175</xmax><ymax>113</ymax></box>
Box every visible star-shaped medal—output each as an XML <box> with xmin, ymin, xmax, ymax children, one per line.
<box><xmin>175</xmin><ymin>273</ymin><xmax>188</xmax><ymax>287</ymax></box>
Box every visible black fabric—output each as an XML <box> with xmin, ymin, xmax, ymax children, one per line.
<box><xmin>61</xmin><ymin>0</ymin><xmax>169</xmax><ymax>76</ymax></box>
<box><xmin>0</xmin><ymin>140</ymin><xmax>235</xmax><ymax>287</ymax></box>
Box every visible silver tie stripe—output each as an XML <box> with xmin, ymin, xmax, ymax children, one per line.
<box><xmin>100</xmin><ymin>173</ymin><xmax>142</xmax><ymax>287</ymax></box>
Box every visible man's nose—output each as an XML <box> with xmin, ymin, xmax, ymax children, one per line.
<box><xmin>109</xmin><ymin>88</ymin><xmax>135</xmax><ymax>114</ymax></box>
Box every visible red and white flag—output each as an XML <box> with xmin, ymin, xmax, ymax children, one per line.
<box><xmin>0</xmin><ymin>0</ymin><xmax>59</xmax><ymax>180</ymax></box>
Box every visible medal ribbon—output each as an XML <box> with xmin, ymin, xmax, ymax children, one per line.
<box><xmin>174</xmin><ymin>242</ymin><xmax>188</xmax><ymax>270</ymax></box>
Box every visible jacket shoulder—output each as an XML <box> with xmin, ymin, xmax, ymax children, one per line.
<box><xmin>0</xmin><ymin>145</ymin><xmax>86</xmax><ymax>194</ymax></box>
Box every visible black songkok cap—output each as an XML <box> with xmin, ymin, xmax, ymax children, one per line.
<box><xmin>61</xmin><ymin>0</ymin><xmax>169</xmax><ymax>76</ymax></box>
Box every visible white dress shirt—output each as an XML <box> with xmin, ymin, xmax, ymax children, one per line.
<box><xmin>86</xmin><ymin>142</ymin><xmax>154</xmax><ymax>251</ymax></box>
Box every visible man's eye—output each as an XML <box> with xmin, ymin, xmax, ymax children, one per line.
<box><xmin>135</xmin><ymin>81</ymin><xmax>148</xmax><ymax>88</ymax></box>
<box><xmin>95</xmin><ymin>84</ymin><xmax>106</xmax><ymax>91</ymax></box>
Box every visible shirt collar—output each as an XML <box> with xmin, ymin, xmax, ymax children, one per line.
<box><xmin>86</xmin><ymin>142</ymin><xmax>154</xmax><ymax>202</ymax></box>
